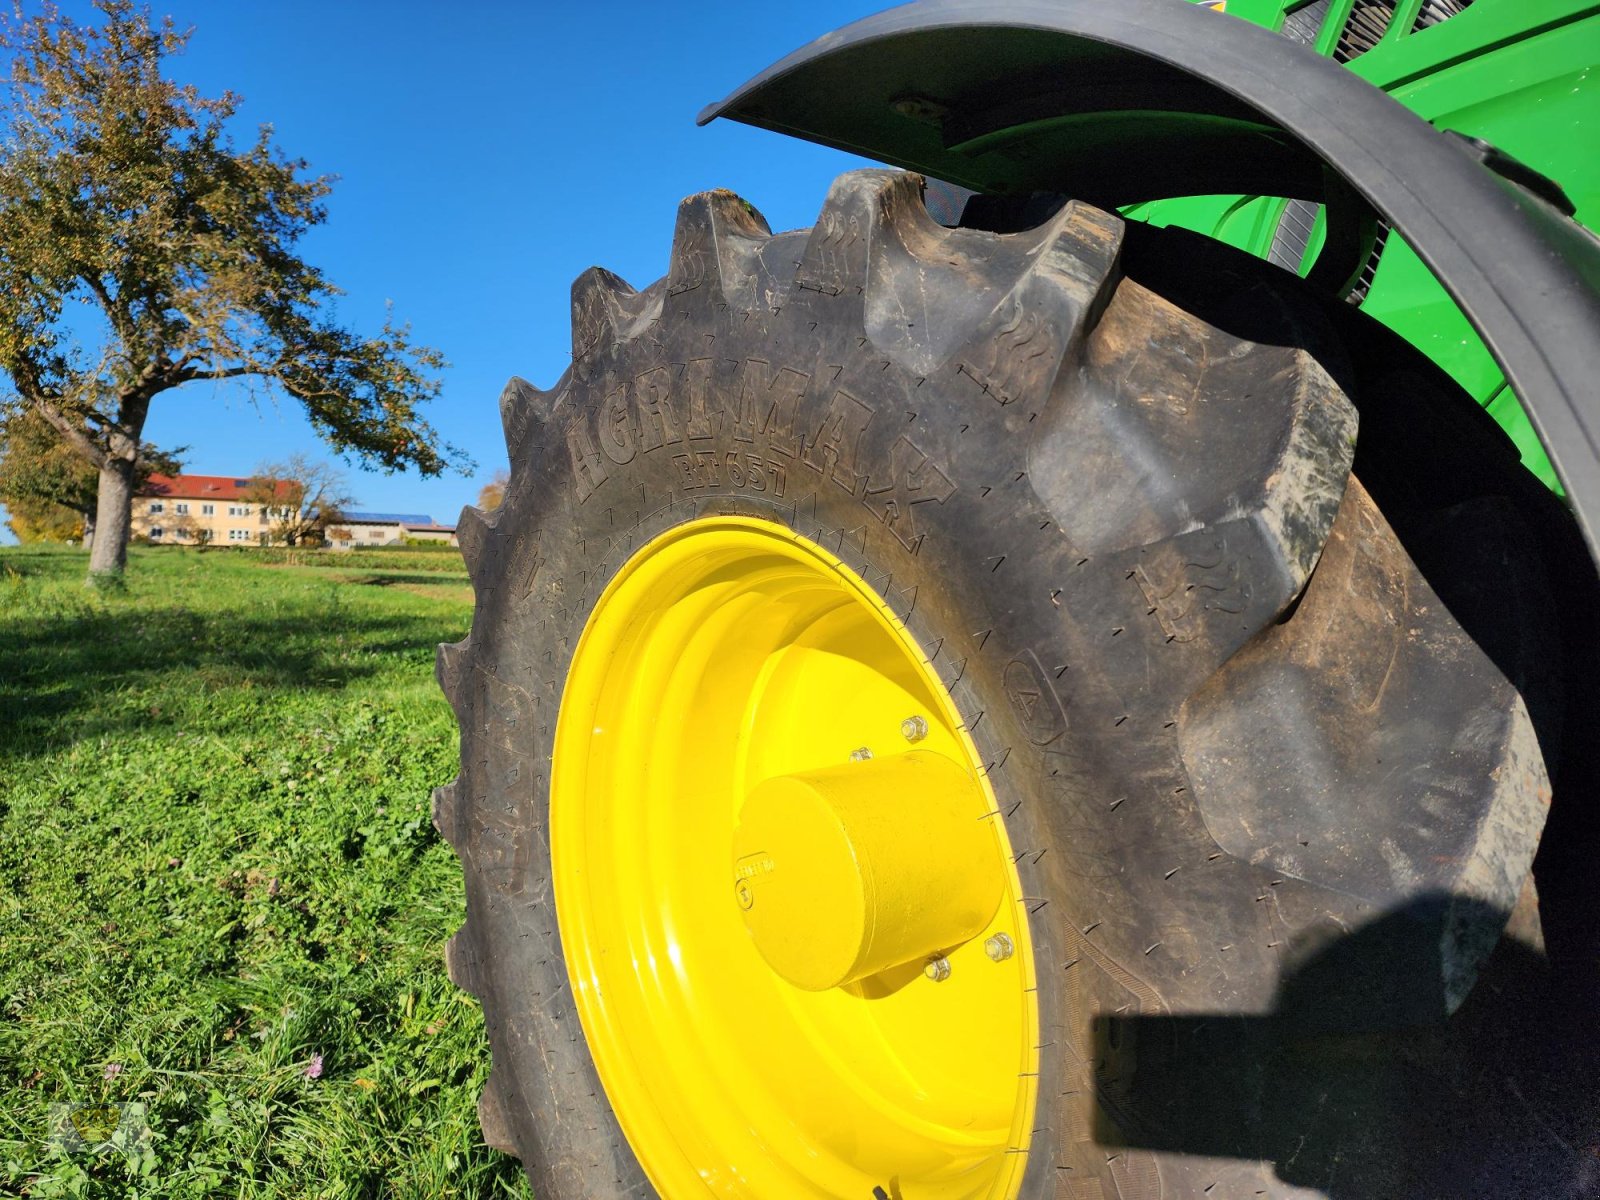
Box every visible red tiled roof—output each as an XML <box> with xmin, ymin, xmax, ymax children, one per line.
<box><xmin>141</xmin><ymin>473</ymin><xmax>295</xmax><ymax>501</ymax></box>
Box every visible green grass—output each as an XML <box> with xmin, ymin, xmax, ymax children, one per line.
<box><xmin>248</xmin><ymin>547</ymin><xmax>467</xmax><ymax>574</ymax></box>
<box><xmin>0</xmin><ymin>545</ymin><xmax>530</xmax><ymax>1199</ymax></box>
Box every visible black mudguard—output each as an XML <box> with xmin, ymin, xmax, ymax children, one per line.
<box><xmin>700</xmin><ymin>0</ymin><xmax>1600</xmax><ymax>567</ymax></box>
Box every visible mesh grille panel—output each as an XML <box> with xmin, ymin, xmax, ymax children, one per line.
<box><xmin>1346</xmin><ymin>221</ymin><xmax>1392</xmax><ymax>306</ymax></box>
<box><xmin>1334</xmin><ymin>0</ymin><xmax>1396</xmax><ymax>61</ymax></box>
<box><xmin>1413</xmin><ymin>0</ymin><xmax>1473</xmax><ymax>31</ymax></box>
<box><xmin>1269</xmin><ymin>199</ymin><xmax>1323</xmax><ymax>273</ymax></box>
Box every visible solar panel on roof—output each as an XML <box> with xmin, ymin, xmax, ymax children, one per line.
<box><xmin>338</xmin><ymin>511</ymin><xmax>436</xmax><ymax>525</ymax></box>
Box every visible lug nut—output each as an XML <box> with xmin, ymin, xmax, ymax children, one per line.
<box><xmin>849</xmin><ymin>746</ymin><xmax>873</xmax><ymax>762</ymax></box>
<box><xmin>924</xmin><ymin>956</ymin><xmax>952</xmax><ymax>982</ymax></box>
<box><xmin>900</xmin><ymin>715</ymin><xmax>929</xmax><ymax>743</ymax></box>
<box><xmin>984</xmin><ymin>933</ymin><xmax>1015</xmax><ymax>962</ymax></box>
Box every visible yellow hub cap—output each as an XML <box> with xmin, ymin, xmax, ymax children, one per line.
<box><xmin>553</xmin><ymin>516</ymin><xmax>1039</xmax><ymax>1198</ymax></box>
<box><xmin>735</xmin><ymin>751</ymin><xmax>1005</xmax><ymax>992</ymax></box>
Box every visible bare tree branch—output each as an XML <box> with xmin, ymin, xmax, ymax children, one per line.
<box><xmin>170</xmin><ymin>363</ymin><xmax>266</xmax><ymax>386</ymax></box>
<box><xmin>31</xmin><ymin>396</ymin><xmax>107</xmax><ymax>468</ymax></box>
<box><xmin>79</xmin><ymin>271</ymin><xmax>133</xmax><ymax>343</ymax></box>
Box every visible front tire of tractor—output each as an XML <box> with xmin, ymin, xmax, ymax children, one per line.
<box><xmin>436</xmin><ymin>171</ymin><xmax>1572</xmax><ymax>1199</ymax></box>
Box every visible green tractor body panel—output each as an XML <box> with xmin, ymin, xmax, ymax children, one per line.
<box><xmin>1138</xmin><ymin>0</ymin><xmax>1600</xmax><ymax>490</ymax></box>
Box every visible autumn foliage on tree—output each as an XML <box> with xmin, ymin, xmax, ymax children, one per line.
<box><xmin>0</xmin><ymin>1</ymin><xmax>464</xmax><ymax>580</ymax></box>
<box><xmin>476</xmin><ymin>469</ymin><xmax>510</xmax><ymax>512</ymax></box>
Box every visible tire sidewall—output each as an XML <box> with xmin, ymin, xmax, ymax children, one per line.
<box><xmin>470</xmin><ymin>331</ymin><xmax>1074</xmax><ymax>1198</ymax></box>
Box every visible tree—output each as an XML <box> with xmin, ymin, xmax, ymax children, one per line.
<box><xmin>242</xmin><ymin>452</ymin><xmax>351</xmax><ymax>546</ymax></box>
<box><xmin>0</xmin><ymin>1</ymin><xmax>464</xmax><ymax>582</ymax></box>
<box><xmin>477</xmin><ymin>468</ymin><xmax>510</xmax><ymax>512</ymax></box>
<box><xmin>5</xmin><ymin>496</ymin><xmax>80</xmax><ymax>542</ymax></box>
<box><xmin>0</xmin><ymin>403</ymin><xmax>179</xmax><ymax>543</ymax></box>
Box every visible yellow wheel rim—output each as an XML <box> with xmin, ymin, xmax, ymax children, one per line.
<box><xmin>552</xmin><ymin>516</ymin><xmax>1039</xmax><ymax>1198</ymax></box>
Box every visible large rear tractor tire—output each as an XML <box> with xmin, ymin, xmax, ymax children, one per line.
<box><xmin>436</xmin><ymin>171</ymin><xmax>1588</xmax><ymax>1198</ymax></box>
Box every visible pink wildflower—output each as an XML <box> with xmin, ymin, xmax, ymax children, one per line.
<box><xmin>303</xmin><ymin>1053</ymin><xmax>324</xmax><ymax>1080</ymax></box>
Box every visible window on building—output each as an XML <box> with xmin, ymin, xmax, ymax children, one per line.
<box><xmin>149</xmin><ymin>527</ymin><xmax>163</xmax><ymax>539</ymax></box>
<box><xmin>175</xmin><ymin>503</ymin><xmax>189</xmax><ymax>515</ymax></box>
<box><xmin>228</xmin><ymin>505</ymin><xmax>250</xmax><ymax>517</ymax></box>
<box><xmin>228</xmin><ymin>529</ymin><xmax>253</xmax><ymax>542</ymax></box>
<box><xmin>148</xmin><ymin>502</ymin><xmax>164</xmax><ymax>514</ymax></box>
<box><xmin>201</xmin><ymin>504</ymin><xmax>214</xmax><ymax>516</ymax></box>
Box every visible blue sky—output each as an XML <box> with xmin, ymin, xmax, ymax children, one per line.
<box><xmin>2</xmin><ymin>0</ymin><xmax>885</xmax><ymax>541</ymax></box>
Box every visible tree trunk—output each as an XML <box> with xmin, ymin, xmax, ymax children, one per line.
<box><xmin>81</xmin><ymin>507</ymin><xmax>96</xmax><ymax>550</ymax></box>
<box><xmin>86</xmin><ymin>457</ymin><xmax>135</xmax><ymax>580</ymax></box>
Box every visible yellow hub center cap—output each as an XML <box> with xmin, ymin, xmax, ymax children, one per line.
<box><xmin>733</xmin><ymin>750</ymin><xmax>1004</xmax><ymax>991</ymax></box>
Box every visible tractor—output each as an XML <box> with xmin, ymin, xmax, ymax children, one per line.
<box><xmin>434</xmin><ymin>1</ymin><xmax>1600</xmax><ymax>1195</ymax></box>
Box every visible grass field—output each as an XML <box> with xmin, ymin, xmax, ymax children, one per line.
<box><xmin>0</xmin><ymin>545</ymin><xmax>531</xmax><ymax>1198</ymax></box>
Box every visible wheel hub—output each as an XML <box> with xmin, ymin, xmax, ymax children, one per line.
<box><xmin>733</xmin><ymin>750</ymin><xmax>1004</xmax><ymax>991</ymax></box>
<box><xmin>552</xmin><ymin>515</ymin><xmax>1039</xmax><ymax>1198</ymax></box>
